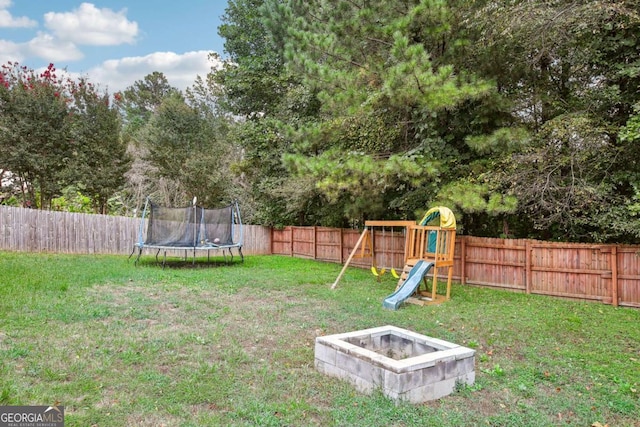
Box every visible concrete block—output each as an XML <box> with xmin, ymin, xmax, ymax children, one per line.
<box><xmin>314</xmin><ymin>325</ymin><xmax>475</xmax><ymax>404</ymax></box>
<box><xmin>314</xmin><ymin>342</ymin><xmax>337</xmax><ymax>365</ymax></box>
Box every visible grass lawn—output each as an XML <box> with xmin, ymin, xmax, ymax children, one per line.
<box><xmin>0</xmin><ymin>252</ymin><xmax>638</xmax><ymax>426</ymax></box>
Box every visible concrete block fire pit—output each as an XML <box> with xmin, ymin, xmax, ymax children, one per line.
<box><xmin>314</xmin><ymin>325</ymin><xmax>475</xmax><ymax>404</ymax></box>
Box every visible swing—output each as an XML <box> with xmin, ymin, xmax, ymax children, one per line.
<box><xmin>390</xmin><ymin>227</ymin><xmax>400</xmax><ymax>279</ymax></box>
<box><xmin>370</xmin><ymin>226</ymin><xmax>386</xmax><ymax>277</ymax></box>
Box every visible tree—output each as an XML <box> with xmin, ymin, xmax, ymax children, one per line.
<box><xmin>115</xmin><ymin>72</ymin><xmax>181</xmax><ymax>209</ymax></box>
<box><xmin>264</xmin><ymin>0</ymin><xmax>496</xmax><ymax>222</ymax></box>
<box><xmin>116</xmin><ymin>71</ymin><xmax>178</xmax><ymax>142</ymax></box>
<box><xmin>216</xmin><ymin>0</ymin><xmax>289</xmax><ymax>118</ymax></box>
<box><xmin>68</xmin><ymin>78</ymin><xmax>131</xmax><ymax>214</ymax></box>
<box><xmin>215</xmin><ymin>0</ymin><xmax>640</xmax><ymax>241</ymax></box>
<box><xmin>213</xmin><ymin>0</ymin><xmax>327</xmax><ymax>226</ymax></box>
<box><xmin>454</xmin><ymin>0</ymin><xmax>640</xmax><ymax>241</ymax></box>
<box><xmin>0</xmin><ymin>63</ymin><xmax>132</xmax><ymax>212</ymax></box>
<box><xmin>138</xmin><ymin>92</ymin><xmax>233</xmax><ymax>207</ymax></box>
<box><xmin>0</xmin><ymin>62</ymin><xmax>73</xmax><ymax>208</ymax></box>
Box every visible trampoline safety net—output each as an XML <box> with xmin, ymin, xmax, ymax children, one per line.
<box><xmin>146</xmin><ymin>203</ymin><xmax>235</xmax><ymax>247</ymax></box>
<box><xmin>131</xmin><ymin>197</ymin><xmax>243</xmax><ymax>266</ymax></box>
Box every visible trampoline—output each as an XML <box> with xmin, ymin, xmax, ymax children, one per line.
<box><xmin>130</xmin><ymin>197</ymin><xmax>244</xmax><ymax>267</ymax></box>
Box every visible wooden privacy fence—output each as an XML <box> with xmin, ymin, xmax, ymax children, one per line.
<box><xmin>0</xmin><ymin>205</ymin><xmax>272</xmax><ymax>256</ymax></box>
<box><xmin>1</xmin><ymin>206</ymin><xmax>639</xmax><ymax>308</ymax></box>
<box><xmin>271</xmin><ymin>226</ymin><xmax>640</xmax><ymax>308</ymax></box>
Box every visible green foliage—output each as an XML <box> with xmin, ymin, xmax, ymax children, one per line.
<box><xmin>437</xmin><ymin>180</ymin><xmax>518</xmax><ymax>215</ymax></box>
<box><xmin>116</xmin><ymin>71</ymin><xmax>178</xmax><ymax>137</ymax></box>
<box><xmin>210</xmin><ymin>0</ymin><xmax>640</xmax><ymax>241</ymax></box>
<box><xmin>0</xmin><ymin>63</ymin><xmax>72</xmax><ymax>208</ymax></box>
<box><xmin>258</xmin><ymin>0</ymin><xmax>495</xmax><ymax>224</ymax></box>
<box><xmin>50</xmin><ymin>186</ymin><xmax>93</xmax><ymax>213</ymax></box>
<box><xmin>466</xmin><ymin>127</ymin><xmax>531</xmax><ymax>155</ymax></box>
<box><xmin>0</xmin><ymin>62</ymin><xmax>128</xmax><ymax>212</ymax></box>
<box><xmin>512</xmin><ymin>114</ymin><xmax>616</xmax><ymax>232</ymax></box>
<box><xmin>619</xmin><ymin>104</ymin><xmax>640</xmax><ymax>144</ymax></box>
<box><xmin>116</xmin><ymin>72</ymin><xmax>238</xmax><ymax>210</ymax></box>
<box><xmin>68</xmin><ymin>77</ymin><xmax>130</xmax><ymax>213</ymax></box>
<box><xmin>138</xmin><ymin>92</ymin><xmax>233</xmax><ymax>207</ymax></box>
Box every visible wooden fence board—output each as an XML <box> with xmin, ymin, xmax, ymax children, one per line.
<box><xmin>292</xmin><ymin>226</ymin><xmax>315</xmax><ymax>259</ymax></box>
<box><xmin>315</xmin><ymin>227</ymin><xmax>342</xmax><ymax>263</ymax></box>
<box><xmin>461</xmin><ymin>236</ymin><xmax>527</xmax><ymax>291</ymax></box>
<box><xmin>271</xmin><ymin>227</ymin><xmax>292</xmax><ymax>256</ymax></box>
<box><xmin>615</xmin><ymin>247</ymin><xmax>640</xmax><ymax>307</ymax></box>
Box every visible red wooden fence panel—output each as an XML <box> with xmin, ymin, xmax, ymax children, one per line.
<box><xmin>460</xmin><ymin>236</ymin><xmax>527</xmax><ymax>291</ymax></box>
<box><xmin>315</xmin><ymin>227</ymin><xmax>342</xmax><ymax>263</ymax></box>
<box><xmin>269</xmin><ymin>226</ymin><xmax>640</xmax><ymax>308</ymax></box>
<box><xmin>614</xmin><ymin>247</ymin><xmax>640</xmax><ymax>308</ymax></box>
<box><xmin>292</xmin><ymin>226</ymin><xmax>315</xmax><ymax>259</ymax></box>
<box><xmin>529</xmin><ymin>242</ymin><xmax>612</xmax><ymax>303</ymax></box>
<box><xmin>271</xmin><ymin>227</ymin><xmax>293</xmax><ymax>256</ymax></box>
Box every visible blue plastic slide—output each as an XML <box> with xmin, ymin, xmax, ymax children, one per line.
<box><xmin>382</xmin><ymin>260</ymin><xmax>434</xmax><ymax>310</ymax></box>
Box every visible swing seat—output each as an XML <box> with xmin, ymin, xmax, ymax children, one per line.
<box><xmin>371</xmin><ymin>266</ymin><xmax>386</xmax><ymax>277</ymax></box>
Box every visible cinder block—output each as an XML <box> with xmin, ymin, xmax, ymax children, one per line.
<box><xmin>422</xmin><ymin>361</ymin><xmax>445</xmax><ymax>383</ymax></box>
<box><xmin>336</xmin><ymin>349</ymin><xmax>360</xmax><ymax>375</ymax></box>
<box><xmin>432</xmin><ymin>377</ymin><xmax>457</xmax><ymax>399</ymax></box>
<box><xmin>353</xmin><ymin>375</ymin><xmax>375</xmax><ymax>394</ymax></box>
<box><xmin>402</xmin><ymin>383</ymin><xmax>436</xmax><ymax>404</ymax></box>
<box><xmin>314</xmin><ymin>326</ymin><xmax>476</xmax><ymax>404</ymax></box>
<box><xmin>457</xmin><ymin>370</ymin><xmax>475</xmax><ymax>386</ymax></box>
<box><xmin>314</xmin><ymin>342</ymin><xmax>337</xmax><ymax>365</ymax></box>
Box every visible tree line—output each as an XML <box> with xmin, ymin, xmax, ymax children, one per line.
<box><xmin>1</xmin><ymin>0</ymin><xmax>640</xmax><ymax>243</ymax></box>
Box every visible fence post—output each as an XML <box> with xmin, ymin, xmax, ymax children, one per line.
<box><xmin>460</xmin><ymin>237</ymin><xmax>466</xmax><ymax>285</ymax></box>
<box><xmin>269</xmin><ymin>226</ymin><xmax>273</xmax><ymax>255</ymax></box>
<box><xmin>525</xmin><ymin>240</ymin><xmax>532</xmax><ymax>294</ymax></box>
<box><xmin>611</xmin><ymin>245</ymin><xmax>618</xmax><ymax>307</ymax></box>
<box><xmin>290</xmin><ymin>227</ymin><xmax>294</xmax><ymax>257</ymax></box>
<box><xmin>313</xmin><ymin>226</ymin><xmax>317</xmax><ymax>260</ymax></box>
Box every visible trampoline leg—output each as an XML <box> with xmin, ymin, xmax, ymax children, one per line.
<box><xmin>155</xmin><ymin>249</ymin><xmax>161</xmax><ymax>265</ymax></box>
<box><xmin>134</xmin><ymin>248</ymin><xmax>143</xmax><ymax>266</ymax></box>
<box><xmin>239</xmin><ymin>247</ymin><xmax>244</xmax><ymax>262</ymax></box>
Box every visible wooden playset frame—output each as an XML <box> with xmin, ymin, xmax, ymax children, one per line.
<box><xmin>331</xmin><ymin>212</ymin><xmax>457</xmax><ymax>306</ymax></box>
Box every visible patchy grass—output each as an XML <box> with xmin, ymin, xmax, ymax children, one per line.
<box><xmin>0</xmin><ymin>252</ymin><xmax>638</xmax><ymax>426</ymax></box>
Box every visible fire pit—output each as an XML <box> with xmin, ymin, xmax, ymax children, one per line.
<box><xmin>314</xmin><ymin>325</ymin><xmax>475</xmax><ymax>403</ymax></box>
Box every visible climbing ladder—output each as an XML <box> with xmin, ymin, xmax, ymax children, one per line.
<box><xmin>395</xmin><ymin>224</ymin><xmax>456</xmax><ymax>305</ymax></box>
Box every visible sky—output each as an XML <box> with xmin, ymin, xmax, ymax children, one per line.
<box><xmin>0</xmin><ymin>0</ymin><xmax>229</xmax><ymax>93</ymax></box>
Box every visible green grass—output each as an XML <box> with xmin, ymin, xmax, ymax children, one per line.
<box><xmin>0</xmin><ymin>252</ymin><xmax>639</xmax><ymax>426</ymax></box>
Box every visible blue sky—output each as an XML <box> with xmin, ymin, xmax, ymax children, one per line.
<box><xmin>0</xmin><ymin>0</ymin><xmax>229</xmax><ymax>93</ymax></box>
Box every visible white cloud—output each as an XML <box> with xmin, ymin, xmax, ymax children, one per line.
<box><xmin>44</xmin><ymin>2</ymin><xmax>138</xmax><ymax>46</ymax></box>
<box><xmin>0</xmin><ymin>3</ymin><xmax>224</xmax><ymax>98</ymax></box>
<box><xmin>0</xmin><ymin>39</ymin><xmax>23</xmax><ymax>62</ymax></box>
<box><xmin>86</xmin><ymin>50</ymin><xmax>224</xmax><ymax>93</ymax></box>
<box><xmin>0</xmin><ymin>1</ymin><xmax>37</xmax><ymax>28</ymax></box>
<box><xmin>0</xmin><ymin>3</ymin><xmax>139</xmax><ymax>67</ymax></box>
<box><xmin>26</xmin><ymin>32</ymin><xmax>83</xmax><ymax>62</ymax></box>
